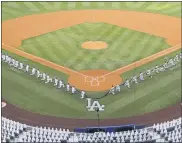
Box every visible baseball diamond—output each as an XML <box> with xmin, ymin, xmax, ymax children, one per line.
<box><xmin>1</xmin><ymin>1</ymin><xmax>181</xmax><ymax>133</ymax></box>
<box><xmin>2</xmin><ymin>10</ymin><xmax>181</xmax><ymax>91</ymax></box>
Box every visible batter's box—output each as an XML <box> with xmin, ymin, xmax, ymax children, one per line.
<box><xmin>97</xmin><ymin>76</ymin><xmax>105</xmax><ymax>82</ymax></box>
<box><xmin>85</xmin><ymin>76</ymin><xmax>93</xmax><ymax>82</ymax></box>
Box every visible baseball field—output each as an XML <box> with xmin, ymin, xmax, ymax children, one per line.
<box><xmin>2</xmin><ymin>2</ymin><xmax>181</xmax><ymax>128</ymax></box>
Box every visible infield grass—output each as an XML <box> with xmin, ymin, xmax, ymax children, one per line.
<box><xmin>18</xmin><ymin>23</ymin><xmax>171</xmax><ymax>71</ymax></box>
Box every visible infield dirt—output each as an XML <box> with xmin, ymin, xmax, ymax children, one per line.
<box><xmin>2</xmin><ymin>10</ymin><xmax>181</xmax><ymax>91</ymax></box>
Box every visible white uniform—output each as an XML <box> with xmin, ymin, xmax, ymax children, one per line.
<box><xmin>174</xmin><ymin>54</ymin><xmax>179</xmax><ymax>63</ymax></box>
<box><xmin>159</xmin><ymin>66</ymin><xmax>165</xmax><ymax>72</ymax></box>
<box><xmin>25</xmin><ymin>65</ymin><xmax>29</xmax><ymax>72</ymax></box>
<box><xmin>19</xmin><ymin>62</ymin><xmax>24</xmax><ymax>70</ymax></box>
<box><xmin>81</xmin><ymin>91</ymin><xmax>85</xmax><ymax>99</ymax></box>
<box><xmin>124</xmin><ymin>80</ymin><xmax>130</xmax><ymax>88</ymax></box>
<box><xmin>58</xmin><ymin>80</ymin><xmax>64</xmax><ymax>88</ymax></box>
<box><xmin>109</xmin><ymin>87</ymin><xmax>115</xmax><ymax>95</ymax></box>
<box><xmin>168</xmin><ymin>58</ymin><xmax>175</xmax><ymax>67</ymax></box>
<box><xmin>66</xmin><ymin>84</ymin><xmax>70</xmax><ymax>92</ymax></box>
<box><xmin>139</xmin><ymin>72</ymin><xmax>144</xmax><ymax>81</ymax></box>
<box><xmin>179</xmin><ymin>53</ymin><xmax>182</xmax><ymax>59</ymax></box>
<box><xmin>14</xmin><ymin>60</ymin><xmax>19</xmax><ymax>68</ymax></box>
<box><xmin>71</xmin><ymin>86</ymin><xmax>76</xmax><ymax>94</ymax></box>
<box><xmin>5</xmin><ymin>55</ymin><xmax>11</xmax><ymax>64</ymax></box>
<box><xmin>115</xmin><ymin>84</ymin><xmax>120</xmax><ymax>92</ymax></box>
<box><xmin>45</xmin><ymin>75</ymin><xmax>52</xmax><ymax>84</ymax></box>
<box><xmin>2</xmin><ymin>54</ymin><xmax>6</xmax><ymax>61</ymax></box>
<box><xmin>132</xmin><ymin>76</ymin><xmax>138</xmax><ymax>84</ymax></box>
<box><xmin>36</xmin><ymin>70</ymin><xmax>42</xmax><ymax>78</ymax></box>
<box><xmin>163</xmin><ymin>62</ymin><xmax>168</xmax><ymax>70</ymax></box>
<box><xmin>41</xmin><ymin>73</ymin><xmax>46</xmax><ymax>81</ymax></box>
<box><xmin>155</xmin><ymin>66</ymin><xmax>159</xmax><ymax>73</ymax></box>
<box><xmin>10</xmin><ymin>58</ymin><xmax>15</xmax><ymax>66</ymax></box>
<box><xmin>30</xmin><ymin>68</ymin><xmax>36</xmax><ymax>75</ymax></box>
<box><xmin>53</xmin><ymin>78</ymin><xmax>58</xmax><ymax>86</ymax></box>
<box><xmin>146</xmin><ymin>69</ymin><xmax>152</xmax><ymax>78</ymax></box>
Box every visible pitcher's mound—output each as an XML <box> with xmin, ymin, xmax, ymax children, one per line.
<box><xmin>68</xmin><ymin>70</ymin><xmax>122</xmax><ymax>91</ymax></box>
<box><xmin>82</xmin><ymin>41</ymin><xmax>107</xmax><ymax>50</ymax></box>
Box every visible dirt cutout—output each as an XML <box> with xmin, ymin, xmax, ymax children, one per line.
<box><xmin>2</xmin><ymin>10</ymin><xmax>181</xmax><ymax>91</ymax></box>
<box><xmin>69</xmin><ymin>70</ymin><xmax>122</xmax><ymax>91</ymax></box>
<box><xmin>82</xmin><ymin>41</ymin><xmax>107</xmax><ymax>50</ymax></box>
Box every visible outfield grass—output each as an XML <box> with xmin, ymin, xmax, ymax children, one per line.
<box><xmin>2</xmin><ymin>2</ymin><xmax>181</xmax><ymax>21</ymax></box>
<box><xmin>18</xmin><ymin>23</ymin><xmax>170</xmax><ymax>71</ymax></box>
<box><xmin>2</xmin><ymin>2</ymin><xmax>181</xmax><ymax>119</ymax></box>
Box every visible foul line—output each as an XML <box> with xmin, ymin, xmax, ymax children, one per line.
<box><xmin>2</xmin><ymin>43</ymin><xmax>87</xmax><ymax>77</ymax></box>
<box><xmin>2</xmin><ymin>43</ymin><xmax>181</xmax><ymax>82</ymax></box>
<box><xmin>102</xmin><ymin>44</ymin><xmax>181</xmax><ymax>77</ymax></box>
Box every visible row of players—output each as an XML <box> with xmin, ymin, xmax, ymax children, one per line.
<box><xmin>1</xmin><ymin>53</ymin><xmax>86</xmax><ymax>99</ymax></box>
<box><xmin>109</xmin><ymin>53</ymin><xmax>181</xmax><ymax>94</ymax></box>
<box><xmin>2</xmin><ymin>52</ymin><xmax>181</xmax><ymax>97</ymax></box>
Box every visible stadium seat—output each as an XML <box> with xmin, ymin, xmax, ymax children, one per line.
<box><xmin>1</xmin><ymin>116</ymin><xmax>182</xmax><ymax>143</ymax></box>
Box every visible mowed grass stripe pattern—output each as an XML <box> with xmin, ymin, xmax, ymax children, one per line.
<box><xmin>2</xmin><ymin>2</ymin><xmax>181</xmax><ymax>119</ymax></box>
<box><xmin>2</xmin><ymin>53</ymin><xmax>181</xmax><ymax>119</ymax></box>
<box><xmin>2</xmin><ymin>2</ymin><xmax>181</xmax><ymax>21</ymax></box>
<box><xmin>19</xmin><ymin>23</ymin><xmax>170</xmax><ymax>71</ymax></box>
<box><xmin>106</xmin><ymin>69</ymin><xmax>181</xmax><ymax>116</ymax></box>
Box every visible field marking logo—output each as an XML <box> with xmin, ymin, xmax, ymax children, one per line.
<box><xmin>86</xmin><ymin>98</ymin><xmax>105</xmax><ymax>111</ymax></box>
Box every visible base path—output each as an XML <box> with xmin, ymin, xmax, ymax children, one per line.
<box><xmin>2</xmin><ymin>98</ymin><xmax>181</xmax><ymax>130</ymax></box>
<box><xmin>2</xmin><ymin>10</ymin><xmax>181</xmax><ymax>91</ymax></box>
